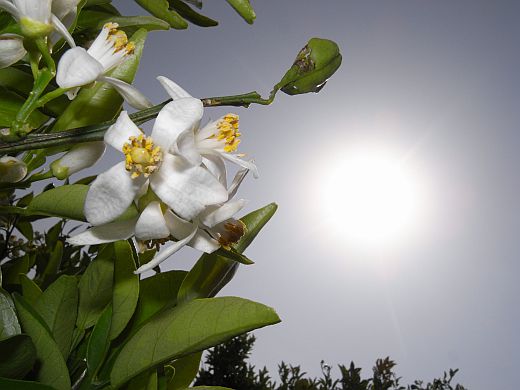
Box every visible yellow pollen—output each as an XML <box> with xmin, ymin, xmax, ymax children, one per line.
<box><xmin>104</xmin><ymin>22</ymin><xmax>134</xmax><ymax>54</ymax></box>
<box><xmin>122</xmin><ymin>134</ymin><xmax>162</xmax><ymax>179</ymax></box>
<box><xmin>211</xmin><ymin>113</ymin><xmax>241</xmax><ymax>153</ymax></box>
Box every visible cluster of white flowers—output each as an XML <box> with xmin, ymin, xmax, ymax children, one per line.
<box><xmin>0</xmin><ymin>1</ymin><xmax>257</xmax><ymax>273</ymax></box>
<box><xmin>68</xmin><ymin>78</ymin><xmax>258</xmax><ymax>273</ymax></box>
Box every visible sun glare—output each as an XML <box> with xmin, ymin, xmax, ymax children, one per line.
<box><xmin>317</xmin><ymin>147</ymin><xmax>424</xmax><ymax>251</ymax></box>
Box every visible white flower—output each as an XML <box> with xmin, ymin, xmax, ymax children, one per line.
<box><xmin>0</xmin><ymin>156</ymin><xmax>27</xmax><ymax>183</ymax></box>
<box><xmin>134</xmin><ymin>168</ymin><xmax>250</xmax><ymax>274</ymax></box>
<box><xmin>50</xmin><ymin>141</ymin><xmax>105</xmax><ymax>180</ymax></box>
<box><xmin>56</xmin><ymin>22</ymin><xmax>152</xmax><ymax>109</ymax></box>
<box><xmin>157</xmin><ymin>76</ymin><xmax>259</xmax><ymax>177</ymax></box>
<box><xmin>83</xmin><ymin>109</ymin><xmax>228</xmax><ymax>227</ymax></box>
<box><xmin>0</xmin><ymin>0</ymin><xmax>75</xmax><ymax>46</ymax></box>
<box><xmin>0</xmin><ymin>34</ymin><xmax>26</xmax><ymax>69</ymax></box>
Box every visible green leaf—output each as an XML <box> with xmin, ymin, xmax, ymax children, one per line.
<box><xmin>0</xmin><ymin>288</ymin><xmax>21</xmax><ymax>338</ymax></box>
<box><xmin>41</xmin><ymin>240</ymin><xmax>63</xmax><ymax>285</ymax></box>
<box><xmin>52</xmin><ymin>28</ymin><xmax>148</xmax><ymax>131</ymax></box>
<box><xmin>0</xmin><ymin>88</ymin><xmax>48</xmax><ymax>129</ymax></box>
<box><xmin>111</xmin><ymin>297</ymin><xmax>280</xmax><ymax>387</ymax></box>
<box><xmin>234</xmin><ymin>202</ymin><xmax>278</xmax><ymax>253</ymax></box>
<box><xmin>0</xmin><ymin>334</ymin><xmax>36</xmax><ymax>379</ymax></box>
<box><xmin>26</xmin><ymin>184</ymin><xmax>138</xmax><ymax>221</ymax></box>
<box><xmin>79</xmin><ymin>10</ymin><xmax>170</xmax><ymax>31</ymax></box>
<box><xmin>86</xmin><ymin>304</ymin><xmax>112</xmax><ymax>375</ymax></box>
<box><xmin>76</xmin><ymin>245</ymin><xmax>114</xmax><ymax>330</ymax></box>
<box><xmin>128</xmin><ymin>369</ymin><xmax>158</xmax><ymax>390</ymax></box>
<box><xmin>15</xmin><ymin>220</ymin><xmax>33</xmax><ymax>240</ymax></box>
<box><xmin>0</xmin><ymin>377</ymin><xmax>56</xmax><ymax>389</ymax></box>
<box><xmin>185</xmin><ymin>387</ymin><xmax>234</xmax><ymax>390</ymax></box>
<box><xmin>19</xmin><ymin>275</ymin><xmax>42</xmax><ymax>305</ymax></box>
<box><xmin>216</xmin><ymin>247</ymin><xmax>254</xmax><ymax>265</ymax></box>
<box><xmin>136</xmin><ymin>0</ymin><xmax>188</xmax><ymax>29</ymax></box>
<box><xmin>132</xmin><ymin>270</ymin><xmax>187</xmax><ymax>330</ymax></box>
<box><xmin>34</xmin><ymin>275</ymin><xmax>78</xmax><ymax>360</ymax></box>
<box><xmin>169</xmin><ymin>0</ymin><xmax>218</xmax><ymax>27</ymax></box>
<box><xmin>13</xmin><ymin>294</ymin><xmax>71</xmax><ymax>390</ymax></box>
<box><xmin>110</xmin><ymin>240</ymin><xmax>139</xmax><ymax>340</ymax></box>
<box><xmin>225</xmin><ymin>0</ymin><xmax>256</xmax><ymax>24</ymax></box>
<box><xmin>168</xmin><ymin>352</ymin><xmax>202</xmax><ymax>390</ymax></box>
<box><xmin>3</xmin><ymin>255</ymin><xmax>30</xmax><ymax>285</ymax></box>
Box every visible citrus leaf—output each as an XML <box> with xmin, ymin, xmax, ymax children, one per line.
<box><xmin>0</xmin><ymin>334</ymin><xmax>36</xmax><ymax>379</ymax></box>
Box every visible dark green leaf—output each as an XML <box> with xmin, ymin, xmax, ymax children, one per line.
<box><xmin>0</xmin><ymin>288</ymin><xmax>21</xmax><ymax>339</ymax></box>
<box><xmin>3</xmin><ymin>255</ymin><xmax>30</xmax><ymax>285</ymax></box>
<box><xmin>86</xmin><ymin>304</ymin><xmax>112</xmax><ymax>375</ymax></box>
<box><xmin>111</xmin><ymin>297</ymin><xmax>280</xmax><ymax>387</ymax></box>
<box><xmin>217</xmin><ymin>247</ymin><xmax>254</xmax><ymax>265</ymax></box>
<box><xmin>169</xmin><ymin>0</ymin><xmax>218</xmax><ymax>27</ymax></box>
<box><xmin>234</xmin><ymin>202</ymin><xmax>278</xmax><ymax>253</ymax></box>
<box><xmin>225</xmin><ymin>0</ymin><xmax>256</xmax><ymax>24</ymax></box>
<box><xmin>19</xmin><ymin>275</ymin><xmax>42</xmax><ymax>305</ymax></box>
<box><xmin>110</xmin><ymin>240</ymin><xmax>139</xmax><ymax>340</ymax></box>
<box><xmin>0</xmin><ymin>377</ymin><xmax>55</xmax><ymax>389</ymax></box>
<box><xmin>0</xmin><ymin>88</ymin><xmax>48</xmax><ymax>129</ymax></box>
<box><xmin>34</xmin><ymin>275</ymin><xmax>78</xmax><ymax>360</ymax></box>
<box><xmin>186</xmin><ymin>387</ymin><xmax>234</xmax><ymax>390</ymax></box>
<box><xmin>0</xmin><ymin>334</ymin><xmax>36</xmax><ymax>379</ymax></box>
<box><xmin>41</xmin><ymin>240</ymin><xmax>63</xmax><ymax>284</ymax></box>
<box><xmin>128</xmin><ymin>369</ymin><xmax>158</xmax><ymax>390</ymax></box>
<box><xmin>136</xmin><ymin>0</ymin><xmax>188</xmax><ymax>29</ymax></box>
<box><xmin>15</xmin><ymin>220</ymin><xmax>33</xmax><ymax>240</ymax></box>
<box><xmin>168</xmin><ymin>352</ymin><xmax>202</xmax><ymax>390</ymax></box>
<box><xmin>79</xmin><ymin>10</ymin><xmax>170</xmax><ymax>31</ymax></box>
<box><xmin>13</xmin><ymin>294</ymin><xmax>71</xmax><ymax>390</ymax></box>
<box><xmin>76</xmin><ymin>245</ymin><xmax>114</xmax><ymax>330</ymax></box>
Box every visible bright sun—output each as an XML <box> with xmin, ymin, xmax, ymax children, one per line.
<box><xmin>317</xmin><ymin>147</ymin><xmax>424</xmax><ymax>250</ymax></box>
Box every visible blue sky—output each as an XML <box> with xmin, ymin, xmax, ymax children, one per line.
<box><xmin>106</xmin><ymin>1</ymin><xmax>520</xmax><ymax>388</ymax></box>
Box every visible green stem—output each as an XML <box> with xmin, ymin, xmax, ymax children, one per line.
<box><xmin>36</xmin><ymin>87</ymin><xmax>68</xmax><ymax>108</ymax></box>
<box><xmin>35</xmin><ymin>37</ymin><xmax>55</xmax><ymax>74</ymax></box>
<box><xmin>0</xmin><ymin>89</ymin><xmax>281</xmax><ymax>154</ymax></box>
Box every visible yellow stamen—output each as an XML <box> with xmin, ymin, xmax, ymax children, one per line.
<box><xmin>104</xmin><ymin>22</ymin><xmax>134</xmax><ymax>54</ymax></box>
<box><xmin>122</xmin><ymin>134</ymin><xmax>162</xmax><ymax>179</ymax></box>
<box><xmin>210</xmin><ymin>113</ymin><xmax>241</xmax><ymax>153</ymax></box>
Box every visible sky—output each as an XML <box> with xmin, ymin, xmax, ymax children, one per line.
<box><xmin>100</xmin><ymin>1</ymin><xmax>520</xmax><ymax>388</ymax></box>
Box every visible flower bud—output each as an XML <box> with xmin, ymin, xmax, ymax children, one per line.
<box><xmin>280</xmin><ymin>38</ymin><xmax>342</xmax><ymax>95</ymax></box>
<box><xmin>0</xmin><ymin>34</ymin><xmax>27</xmax><ymax>69</ymax></box>
<box><xmin>19</xmin><ymin>17</ymin><xmax>54</xmax><ymax>39</ymax></box>
<box><xmin>0</xmin><ymin>156</ymin><xmax>27</xmax><ymax>183</ymax></box>
<box><xmin>51</xmin><ymin>141</ymin><xmax>105</xmax><ymax>180</ymax></box>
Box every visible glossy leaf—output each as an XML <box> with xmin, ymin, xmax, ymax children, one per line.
<box><xmin>0</xmin><ymin>334</ymin><xmax>36</xmax><ymax>379</ymax></box>
<box><xmin>110</xmin><ymin>240</ymin><xmax>139</xmax><ymax>340</ymax></box>
<box><xmin>225</xmin><ymin>0</ymin><xmax>256</xmax><ymax>24</ymax></box>
<box><xmin>169</xmin><ymin>0</ymin><xmax>218</xmax><ymax>27</ymax></box>
<box><xmin>168</xmin><ymin>352</ymin><xmax>202</xmax><ymax>390</ymax></box>
<box><xmin>13</xmin><ymin>295</ymin><xmax>71</xmax><ymax>390</ymax></box>
<box><xmin>19</xmin><ymin>275</ymin><xmax>42</xmax><ymax>305</ymax></box>
<box><xmin>136</xmin><ymin>0</ymin><xmax>188</xmax><ymax>29</ymax></box>
<box><xmin>76</xmin><ymin>245</ymin><xmax>114</xmax><ymax>330</ymax></box>
<box><xmin>52</xmin><ymin>28</ymin><xmax>148</xmax><ymax>131</ymax></box>
<box><xmin>0</xmin><ymin>288</ymin><xmax>21</xmax><ymax>338</ymax></box>
<box><xmin>34</xmin><ymin>275</ymin><xmax>78</xmax><ymax>360</ymax></box>
<box><xmin>86</xmin><ymin>304</ymin><xmax>112</xmax><ymax>375</ymax></box>
<box><xmin>79</xmin><ymin>10</ymin><xmax>170</xmax><ymax>31</ymax></box>
<box><xmin>0</xmin><ymin>377</ymin><xmax>55</xmax><ymax>389</ymax></box>
<box><xmin>111</xmin><ymin>297</ymin><xmax>281</xmax><ymax>387</ymax></box>
<box><xmin>234</xmin><ymin>202</ymin><xmax>278</xmax><ymax>253</ymax></box>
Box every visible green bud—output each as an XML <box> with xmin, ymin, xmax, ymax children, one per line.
<box><xmin>19</xmin><ymin>17</ymin><xmax>53</xmax><ymax>39</ymax></box>
<box><xmin>279</xmin><ymin>38</ymin><xmax>342</xmax><ymax>95</ymax></box>
<box><xmin>50</xmin><ymin>160</ymin><xmax>69</xmax><ymax>180</ymax></box>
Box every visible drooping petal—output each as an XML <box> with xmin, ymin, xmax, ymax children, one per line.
<box><xmin>151</xmin><ymin>98</ymin><xmax>203</xmax><ymax>151</ymax></box>
<box><xmin>50</xmin><ymin>141</ymin><xmax>105</xmax><ymax>179</ymax></box>
<box><xmin>165</xmin><ymin>211</ymin><xmax>220</xmax><ymax>253</ymax></box>
<box><xmin>51</xmin><ymin>13</ymin><xmax>75</xmax><ymax>47</ymax></box>
<box><xmin>104</xmin><ymin>111</ymin><xmax>142</xmax><ymax>152</ymax></box>
<box><xmin>150</xmin><ymin>154</ymin><xmax>228</xmax><ymax>221</ymax></box>
<box><xmin>51</xmin><ymin>0</ymin><xmax>80</xmax><ymax>21</ymax></box>
<box><xmin>227</xmin><ymin>168</ymin><xmax>249</xmax><ymax>199</ymax></box>
<box><xmin>157</xmin><ymin>76</ymin><xmax>192</xmax><ymax>100</ymax></box>
<box><xmin>84</xmin><ymin>161</ymin><xmax>146</xmax><ymax>226</ymax></box>
<box><xmin>172</xmin><ymin>129</ymin><xmax>202</xmax><ymax>166</ymax></box>
<box><xmin>67</xmin><ymin>218</ymin><xmax>137</xmax><ymax>246</ymax></box>
<box><xmin>134</xmin><ymin>226</ymin><xmax>198</xmax><ymax>274</ymax></box>
<box><xmin>0</xmin><ymin>156</ymin><xmax>27</xmax><ymax>183</ymax></box>
<box><xmin>0</xmin><ymin>34</ymin><xmax>26</xmax><ymax>69</ymax></box>
<box><xmin>99</xmin><ymin>76</ymin><xmax>153</xmax><ymax>110</ymax></box>
<box><xmin>56</xmin><ymin>46</ymin><xmax>103</xmax><ymax>89</ymax></box>
<box><xmin>134</xmin><ymin>201</ymin><xmax>170</xmax><ymax>241</ymax></box>
<box><xmin>200</xmin><ymin>199</ymin><xmax>248</xmax><ymax>228</ymax></box>
<box><xmin>218</xmin><ymin>152</ymin><xmax>259</xmax><ymax>178</ymax></box>
<box><xmin>0</xmin><ymin>0</ymin><xmax>20</xmax><ymax>19</ymax></box>
<box><xmin>202</xmin><ymin>155</ymin><xmax>227</xmax><ymax>188</ymax></box>
<box><xmin>14</xmin><ymin>0</ymin><xmax>51</xmax><ymax>23</ymax></box>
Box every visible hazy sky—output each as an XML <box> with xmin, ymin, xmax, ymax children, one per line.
<box><xmin>102</xmin><ymin>1</ymin><xmax>520</xmax><ymax>389</ymax></box>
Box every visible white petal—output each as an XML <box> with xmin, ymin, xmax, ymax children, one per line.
<box><xmin>134</xmin><ymin>226</ymin><xmax>198</xmax><ymax>274</ymax></box>
<box><xmin>219</xmin><ymin>152</ymin><xmax>259</xmax><ymax>178</ymax></box>
<box><xmin>84</xmin><ymin>161</ymin><xmax>146</xmax><ymax>225</ymax></box>
<box><xmin>157</xmin><ymin>76</ymin><xmax>192</xmax><ymax>100</ymax></box>
<box><xmin>202</xmin><ymin>155</ymin><xmax>227</xmax><ymax>188</ymax></box>
<box><xmin>51</xmin><ymin>141</ymin><xmax>105</xmax><ymax>178</ymax></box>
<box><xmin>134</xmin><ymin>201</ymin><xmax>170</xmax><ymax>241</ymax></box>
<box><xmin>165</xmin><ymin>212</ymin><xmax>219</xmax><ymax>253</ymax></box>
<box><xmin>0</xmin><ymin>34</ymin><xmax>26</xmax><ymax>68</ymax></box>
<box><xmin>67</xmin><ymin>218</ymin><xmax>137</xmax><ymax>246</ymax></box>
<box><xmin>172</xmin><ymin>129</ymin><xmax>202</xmax><ymax>166</ymax></box>
<box><xmin>0</xmin><ymin>156</ymin><xmax>27</xmax><ymax>183</ymax></box>
<box><xmin>56</xmin><ymin>47</ymin><xmax>103</xmax><ymax>88</ymax></box>
<box><xmin>14</xmin><ymin>0</ymin><xmax>51</xmax><ymax>22</ymax></box>
<box><xmin>104</xmin><ymin>111</ymin><xmax>142</xmax><ymax>152</ymax></box>
<box><xmin>0</xmin><ymin>0</ymin><xmax>20</xmax><ymax>19</ymax></box>
<box><xmin>150</xmin><ymin>154</ymin><xmax>228</xmax><ymax>221</ymax></box>
<box><xmin>99</xmin><ymin>76</ymin><xmax>153</xmax><ymax>110</ymax></box>
<box><xmin>200</xmin><ymin>199</ymin><xmax>248</xmax><ymax>228</ymax></box>
<box><xmin>51</xmin><ymin>0</ymin><xmax>80</xmax><ymax>21</ymax></box>
<box><xmin>51</xmin><ymin>13</ymin><xmax>75</xmax><ymax>48</ymax></box>
<box><xmin>227</xmin><ymin>168</ymin><xmax>249</xmax><ymax>199</ymax></box>
<box><xmin>151</xmin><ymin>98</ymin><xmax>203</xmax><ymax>151</ymax></box>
